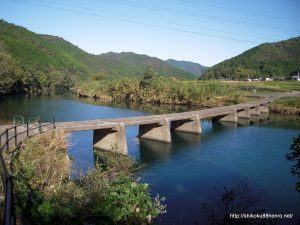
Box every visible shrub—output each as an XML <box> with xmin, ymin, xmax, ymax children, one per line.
<box><xmin>286</xmin><ymin>134</ymin><xmax>300</xmax><ymax>192</ymax></box>
<box><xmin>76</xmin><ymin>75</ymin><xmax>242</xmax><ymax>107</ymax></box>
<box><xmin>11</xmin><ymin>131</ymin><xmax>166</xmax><ymax>224</ymax></box>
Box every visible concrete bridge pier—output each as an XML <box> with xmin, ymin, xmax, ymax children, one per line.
<box><xmin>259</xmin><ymin>113</ymin><xmax>269</xmax><ymax>121</ymax></box>
<box><xmin>214</xmin><ymin>109</ymin><xmax>238</xmax><ymax>123</ymax></box>
<box><xmin>171</xmin><ymin>115</ymin><xmax>201</xmax><ymax>134</ymax></box>
<box><xmin>249</xmin><ymin>105</ymin><xmax>261</xmax><ymax>116</ymax></box>
<box><xmin>237</xmin><ymin>107</ymin><xmax>251</xmax><ymax>119</ymax></box>
<box><xmin>259</xmin><ymin>104</ymin><xmax>269</xmax><ymax>114</ymax></box>
<box><xmin>93</xmin><ymin>122</ymin><xmax>128</xmax><ymax>155</ymax></box>
<box><xmin>138</xmin><ymin>118</ymin><xmax>171</xmax><ymax>142</ymax></box>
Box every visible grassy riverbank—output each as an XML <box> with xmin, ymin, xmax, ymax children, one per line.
<box><xmin>76</xmin><ymin>76</ymin><xmax>248</xmax><ymax>107</ymax></box>
<box><xmin>229</xmin><ymin>81</ymin><xmax>300</xmax><ymax>92</ymax></box>
<box><xmin>76</xmin><ymin>76</ymin><xmax>300</xmax><ymax>115</ymax></box>
<box><xmin>270</xmin><ymin>97</ymin><xmax>300</xmax><ymax>116</ymax></box>
<box><xmin>2</xmin><ymin>131</ymin><xmax>165</xmax><ymax>224</ymax></box>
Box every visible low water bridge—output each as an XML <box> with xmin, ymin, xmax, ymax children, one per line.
<box><xmin>0</xmin><ymin>92</ymin><xmax>298</xmax><ymax>155</ymax></box>
<box><xmin>50</xmin><ymin>92</ymin><xmax>298</xmax><ymax>155</ymax></box>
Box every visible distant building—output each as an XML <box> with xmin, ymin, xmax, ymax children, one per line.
<box><xmin>265</xmin><ymin>77</ymin><xmax>274</xmax><ymax>81</ymax></box>
<box><xmin>291</xmin><ymin>71</ymin><xmax>300</xmax><ymax>81</ymax></box>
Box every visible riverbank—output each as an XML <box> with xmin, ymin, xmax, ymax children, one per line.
<box><xmin>1</xmin><ymin>130</ymin><xmax>165</xmax><ymax>224</ymax></box>
<box><xmin>270</xmin><ymin>97</ymin><xmax>300</xmax><ymax>116</ymax></box>
<box><xmin>76</xmin><ymin>77</ymin><xmax>300</xmax><ymax>116</ymax></box>
<box><xmin>76</xmin><ymin>76</ymin><xmax>249</xmax><ymax>108</ymax></box>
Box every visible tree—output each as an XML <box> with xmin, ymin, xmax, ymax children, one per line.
<box><xmin>143</xmin><ymin>66</ymin><xmax>158</xmax><ymax>80</ymax></box>
<box><xmin>286</xmin><ymin>134</ymin><xmax>300</xmax><ymax>192</ymax></box>
<box><xmin>201</xmin><ymin>179</ymin><xmax>277</xmax><ymax>225</ymax></box>
<box><xmin>259</xmin><ymin>61</ymin><xmax>264</xmax><ymax>75</ymax></box>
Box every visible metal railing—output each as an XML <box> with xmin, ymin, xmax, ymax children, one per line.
<box><xmin>12</xmin><ymin>116</ymin><xmax>24</xmax><ymax>126</ymax></box>
<box><xmin>0</xmin><ymin>117</ymin><xmax>56</xmax><ymax>225</ymax></box>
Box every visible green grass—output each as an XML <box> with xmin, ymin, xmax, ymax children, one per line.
<box><xmin>273</xmin><ymin>97</ymin><xmax>300</xmax><ymax>107</ymax></box>
<box><xmin>229</xmin><ymin>81</ymin><xmax>300</xmax><ymax>92</ymax></box>
<box><xmin>76</xmin><ymin>76</ymin><xmax>248</xmax><ymax>107</ymax></box>
<box><xmin>77</xmin><ymin>78</ymin><xmax>300</xmax><ymax>117</ymax></box>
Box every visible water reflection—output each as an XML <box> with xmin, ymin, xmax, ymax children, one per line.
<box><xmin>249</xmin><ymin>114</ymin><xmax>269</xmax><ymax>125</ymax></box>
<box><xmin>138</xmin><ymin>131</ymin><xmax>202</xmax><ymax>163</ymax></box>
<box><xmin>238</xmin><ymin>118</ymin><xmax>251</xmax><ymax>126</ymax></box>
<box><xmin>139</xmin><ymin>139</ymin><xmax>172</xmax><ymax>163</ymax></box>
<box><xmin>78</xmin><ymin>97</ymin><xmax>199</xmax><ymax>115</ymax></box>
<box><xmin>264</xmin><ymin>115</ymin><xmax>300</xmax><ymax>130</ymax></box>
<box><xmin>217</xmin><ymin>121</ymin><xmax>238</xmax><ymax>129</ymax></box>
<box><xmin>173</xmin><ymin>132</ymin><xmax>201</xmax><ymax>146</ymax></box>
<box><xmin>200</xmin><ymin>179</ymin><xmax>279</xmax><ymax>225</ymax></box>
<box><xmin>212</xmin><ymin>120</ymin><xmax>239</xmax><ymax>132</ymax></box>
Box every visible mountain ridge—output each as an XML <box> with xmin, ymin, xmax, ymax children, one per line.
<box><xmin>166</xmin><ymin>59</ymin><xmax>208</xmax><ymax>78</ymax></box>
<box><xmin>203</xmin><ymin>36</ymin><xmax>300</xmax><ymax>80</ymax></box>
<box><xmin>0</xmin><ymin>19</ymin><xmax>195</xmax><ymax>94</ymax></box>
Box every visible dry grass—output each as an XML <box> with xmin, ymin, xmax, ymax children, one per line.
<box><xmin>76</xmin><ymin>77</ymin><xmax>244</xmax><ymax>107</ymax></box>
<box><xmin>13</xmin><ymin>130</ymin><xmax>70</xmax><ymax>195</ymax></box>
<box><xmin>269</xmin><ymin>97</ymin><xmax>300</xmax><ymax>116</ymax></box>
<box><xmin>10</xmin><ymin>131</ymin><xmax>164</xmax><ymax>224</ymax></box>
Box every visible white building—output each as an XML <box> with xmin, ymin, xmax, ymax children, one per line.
<box><xmin>291</xmin><ymin>71</ymin><xmax>300</xmax><ymax>81</ymax></box>
<box><xmin>265</xmin><ymin>78</ymin><xmax>274</xmax><ymax>81</ymax></box>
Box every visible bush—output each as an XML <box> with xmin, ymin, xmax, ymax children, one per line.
<box><xmin>286</xmin><ymin>134</ymin><xmax>300</xmax><ymax>192</ymax></box>
<box><xmin>11</xmin><ymin>131</ymin><xmax>166</xmax><ymax>224</ymax></box>
<box><xmin>76</xmin><ymin>75</ymin><xmax>242</xmax><ymax>107</ymax></box>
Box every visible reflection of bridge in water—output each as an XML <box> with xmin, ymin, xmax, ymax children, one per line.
<box><xmin>53</xmin><ymin>92</ymin><xmax>298</xmax><ymax>155</ymax></box>
<box><xmin>130</xmin><ymin>114</ymin><xmax>270</xmax><ymax>163</ymax></box>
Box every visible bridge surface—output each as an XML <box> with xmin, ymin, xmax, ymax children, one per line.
<box><xmin>1</xmin><ymin>91</ymin><xmax>299</xmax><ymax>155</ymax></box>
<box><xmin>54</xmin><ymin>92</ymin><xmax>297</xmax><ymax>131</ymax></box>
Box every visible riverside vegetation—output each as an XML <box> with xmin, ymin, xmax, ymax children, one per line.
<box><xmin>76</xmin><ymin>67</ymin><xmax>300</xmax><ymax>116</ymax></box>
<box><xmin>0</xmin><ymin>131</ymin><xmax>166</xmax><ymax>225</ymax></box>
<box><xmin>269</xmin><ymin>97</ymin><xmax>300</xmax><ymax>116</ymax></box>
<box><xmin>76</xmin><ymin>67</ymin><xmax>246</xmax><ymax>108</ymax></box>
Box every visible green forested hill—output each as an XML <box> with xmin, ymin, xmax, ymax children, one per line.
<box><xmin>0</xmin><ymin>20</ymin><xmax>194</xmax><ymax>94</ymax></box>
<box><xmin>203</xmin><ymin>37</ymin><xmax>300</xmax><ymax>80</ymax></box>
<box><xmin>95</xmin><ymin>52</ymin><xmax>195</xmax><ymax>79</ymax></box>
<box><xmin>0</xmin><ymin>20</ymin><xmax>90</xmax><ymax>94</ymax></box>
<box><xmin>166</xmin><ymin>59</ymin><xmax>208</xmax><ymax>78</ymax></box>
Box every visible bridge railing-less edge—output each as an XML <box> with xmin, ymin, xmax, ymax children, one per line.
<box><xmin>0</xmin><ymin>117</ymin><xmax>56</xmax><ymax>225</ymax></box>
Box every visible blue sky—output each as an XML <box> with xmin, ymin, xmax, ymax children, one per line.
<box><xmin>0</xmin><ymin>0</ymin><xmax>299</xmax><ymax>66</ymax></box>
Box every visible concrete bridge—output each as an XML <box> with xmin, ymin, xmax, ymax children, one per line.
<box><xmin>51</xmin><ymin>92</ymin><xmax>298</xmax><ymax>155</ymax></box>
<box><xmin>0</xmin><ymin>92</ymin><xmax>298</xmax><ymax>155</ymax></box>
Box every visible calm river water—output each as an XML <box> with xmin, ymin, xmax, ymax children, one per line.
<box><xmin>0</xmin><ymin>94</ymin><xmax>300</xmax><ymax>225</ymax></box>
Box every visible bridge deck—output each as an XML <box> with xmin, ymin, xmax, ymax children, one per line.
<box><xmin>0</xmin><ymin>91</ymin><xmax>298</xmax><ymax>150</ymax></box>
<box><xmin>53</xmin><ymin>92</ymin><xmax>297</xmax><ymax>132</ymax></box>
<box><xmin>0</xmin><ymin>92</ymin><xmax>297</xmax><ymax>134</ymax></box>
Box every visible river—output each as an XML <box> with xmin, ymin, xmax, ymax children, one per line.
<box><xmin>0</xmin><ymin>94</ymin><xmax>299</xmax><ymax>225</ymax></box>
